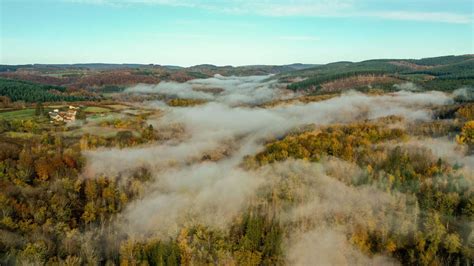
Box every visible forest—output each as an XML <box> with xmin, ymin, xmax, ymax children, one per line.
<box><xmin>0</xmin><ymin>57</ymin><xmax>473</xmax><ymax>265</ymax></box>
<box><xmin>284</xmin><ymin>55</ymin><xmax>474</xmax><ymax>92</ymax></box>
<box><xmin>0</xmin><ymin>78</ymin><xmax>90</xmax><ymax>103</ymax></box>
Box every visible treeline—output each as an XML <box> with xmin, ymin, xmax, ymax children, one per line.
<box><xmin>0</xmin><ymin>78</ymin><xmax>90</xmax><ymax>103</ymax></box>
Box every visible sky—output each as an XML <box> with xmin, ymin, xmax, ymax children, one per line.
<box><xmin>0</xmin><ymin>0</ymin><xmax>473</xmax><ymax>66</ymax></box>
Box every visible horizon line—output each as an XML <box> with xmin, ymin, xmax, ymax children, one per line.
<box><xmin>1</xmin><ymin>53</ymin><xmax>472</xmax><ymax>68</ymax></box>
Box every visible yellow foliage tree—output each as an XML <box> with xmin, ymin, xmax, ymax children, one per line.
<box><xmin>456</xmin><ymin>120</ymin><xmax>474</xmax><ymax>145</ymax></box>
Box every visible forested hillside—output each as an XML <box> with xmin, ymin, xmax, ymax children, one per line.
<box><xmin>1</xmin><ymin>55</ymin><xmax>472</xmax><ymax>96</ymax></box>
<box><xmin>0</xmin><ymin>78</ymin><xmax>90</xmax><ymax>103</ymax></box>
<box><xmin>282</xmin><ymin>55</ymin><xmax>474</xmax><ymax>92</ymax></box>
<box><xmin>0</xmin><ymin>63</ymin><xmax>316</xmax><ymax>92</ymax></box>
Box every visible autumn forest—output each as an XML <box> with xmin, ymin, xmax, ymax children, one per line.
<box><xmin>0</xmin><ymin>56</ymin><xmax>473</xmax><ymax>265</ymax></box>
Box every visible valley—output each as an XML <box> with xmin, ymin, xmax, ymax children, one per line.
<box><xmin>0</xmin><ymin>58</ymin><xmax>473</xmax><ymax>264</ymax></box>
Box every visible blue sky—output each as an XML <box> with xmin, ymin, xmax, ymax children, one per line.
<box><xmin>1</xmin><ymin>0</ymin><xmax>473</xmax><ymax>66</ymax></box>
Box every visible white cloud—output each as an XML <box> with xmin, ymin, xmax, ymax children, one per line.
<box><xmin>65</xmin><ymin>0</ymin><xmax>472</xmax><ymax>24</ymax></box>
<box><xmin>248</xmin><ymin>0</ymin><xmax>354</xmax><ymax>17</ymax></box>
<box><xmin>366</xmin><ymin>11</ymin><xmax>472</xmax><ymax>24</ymax></box>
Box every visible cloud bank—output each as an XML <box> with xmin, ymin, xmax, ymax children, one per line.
<box><xmin>126</xmin><ymin>74</ymin><xmax>287</xmax><ymax>106</ymax></box>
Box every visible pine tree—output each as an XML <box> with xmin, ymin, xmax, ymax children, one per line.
<box><xmin>35</xmin><ymin>102</ymin><xmax>42</xmax><ymax>116</ymax></box>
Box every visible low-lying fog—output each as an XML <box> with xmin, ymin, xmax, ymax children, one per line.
<box><xmin>83</xmin><ymin>75</ymin><xmax>471</xmax><ymax>264</ymax></box>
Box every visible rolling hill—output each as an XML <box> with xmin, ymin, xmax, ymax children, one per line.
<box><xmin>280</xmin><ymin>55</ymin><xmax>474</xmax><ymax>92</ymax></box>
<box><xmin>0</xmin><ymin>55</ymin><xmax>472</xmax><ymax>96</ymax></box>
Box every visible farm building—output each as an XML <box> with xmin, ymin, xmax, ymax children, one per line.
<box><xmin>49</xmin><ymin>106</ymin><xmax>78</xmax><ymax>122</ymax></box>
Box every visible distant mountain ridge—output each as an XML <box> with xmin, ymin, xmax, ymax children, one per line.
<box><xmin>0</xmin><ymin>55</ymin><xmax>472</xmax><ymax>93</ymax></box>
<box><xmin>0</xmin><ymin>63</ymin><xmax>318</xmax><ymax>72</ymax></box>
<box><xmin>1</xmin><ymin>55</ymin><xmax>471</xmax><ymax>72</ymax></box>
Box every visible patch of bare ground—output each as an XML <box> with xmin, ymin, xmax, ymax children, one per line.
<box><xmin>192</xmin><ymin>87</ymin><xmax>225</xmax><ymax>94</ymax></box>
<box><xmin>320</xmin><ymin>74</ymin><xmax>400</xmax><ymax>92</ymax></box>
<box><xmin>262</xmin><ymin>94</ymin><xmax>337</xmax><ymax>107</ymax></box>
<box><xmin>389</xmin><ymin>60</ymin><xmax>433</xmax><ymax>70</ymax></box>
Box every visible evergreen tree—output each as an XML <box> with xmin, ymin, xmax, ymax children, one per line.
<box><xmin>35</xmin><ymin>102</ymin><xmax>43</xmax><ymax>116</ymax></box>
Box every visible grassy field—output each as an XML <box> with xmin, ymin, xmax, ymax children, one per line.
<box><xmin>0</xmin><ymin>109</ymin><xmax>36</xmax><ymax>120</ymax></box>
<box><xmin>5</xmin><ymin>131</ymin><xmax>36</xmax><ymax>139</ymax></box>
<box><xmin>84</xmin><ymin>106</ymin><xmax>111</xmax><ymax>113</ymax></box>
<box><xmin>105</xmin><ymin>104</ymin><xmax>130</xmax><ymax>110</ymax></box>
<box><xmin>64</xmin><ymin>125</ymin><xmax>139</xmax><ymax>138</ymax></box>
<box><xmin>86</xmin><ymin>113</ymin><xmax>123</xmax><ymax>122</ymax></box>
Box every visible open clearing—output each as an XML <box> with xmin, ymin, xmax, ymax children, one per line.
<box><xmin>0</xmin><ymin>109</ymin><xmax>36</xmax><ymax>120</ymax></box>
<box><xmin>84</xmin><ymin>106</ymin><xmax>111</xmax><ymax>113</ymax></box>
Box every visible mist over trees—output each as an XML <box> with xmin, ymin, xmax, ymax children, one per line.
<box><xmin>0</xmin><ymin>59</ymin><xmax>473</xmax><ymax>265</ymax></box>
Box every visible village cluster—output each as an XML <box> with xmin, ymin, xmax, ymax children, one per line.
<box><xmin>48</xmin><ymin>105</ymin><xmax>78</xmax><ymax>122</ymax></box>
